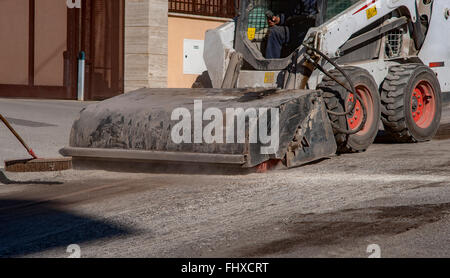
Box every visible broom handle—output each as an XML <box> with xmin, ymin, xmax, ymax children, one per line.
<box><xmin>0</xmin><ymin>114</ymin><xmax>38</xmax><ymax>159</ymax></box>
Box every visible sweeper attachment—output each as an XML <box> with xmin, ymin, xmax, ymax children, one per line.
<box><xmin>61</xmin><ymin>88</ymin><xmax>337</xmax><ymax>170</ymax></box>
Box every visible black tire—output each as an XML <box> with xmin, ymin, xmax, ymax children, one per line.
<box><xmin>318</xmin><ymin>66</ymin><xmax>381</xmax><ymax>153</ymax></box>
<box><xmin>381</xmin><ymin>64</ymin><xmax>442</xmax><ymax>143</ymax></box>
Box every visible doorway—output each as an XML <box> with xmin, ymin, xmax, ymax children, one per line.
<box><xmin>0</xmin><ymin>0</ymin><xmax>70</xmax><ymax>99</ymax></box>
<box><xmin>80</xmin><ymin>0</ymin><xmax>124</xmax><ymax>100</ymax></box>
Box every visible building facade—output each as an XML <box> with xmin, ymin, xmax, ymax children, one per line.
<box><xmin>0</xmin><ymin>0</ymin><xmax>126</xmax><ymax>100</ymax></box>
<box><xmin>0</xmin><ymin>0</ymin><xmax>233</xmax><ymax>100</ymax></box>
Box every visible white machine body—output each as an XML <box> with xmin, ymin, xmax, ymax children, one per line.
<box><xmin>204</xmin><ymin>0</ymin><xmax>450</xmax><ymax>93</ymax></box>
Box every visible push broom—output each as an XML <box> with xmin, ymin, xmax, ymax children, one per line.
<box><xmin>1</xmin><ymin>114</ymin><xmax>72</xmax><ymax>172</ymax></box>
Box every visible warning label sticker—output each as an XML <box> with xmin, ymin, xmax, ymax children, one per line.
<box><xmin>366</xmin><ymin>6</ymin><xmax>377</xmax><ymax>19</ymax></box>
<box><xmin>264</xmin><ymin>72</ymin><xmax>275</xmax><ymax>83</ymax></box>
<box><xmin>247</xmin><ymin>28</ymin><xmax>256</xmax><ymax>41</ymax></box>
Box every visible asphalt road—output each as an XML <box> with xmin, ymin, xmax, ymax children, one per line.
<box><xmin>0</xmin><ymin>98</ymin><xmax>449</xmax><ymax>258</ymax></box>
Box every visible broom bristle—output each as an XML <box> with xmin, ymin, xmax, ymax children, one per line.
<box><xmin>4</xmin><ymin>158</ymin><xmax>72</xmax><ymax>172</ymax></box>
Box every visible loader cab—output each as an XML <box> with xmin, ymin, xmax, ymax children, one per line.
<box><xmin>234</xmin><ymin>0</ymin><xmax>324</xmax><ymax>70</ymax></box>
<box><xmin>235</xmin><ymin>0</ymin><xmax>360</xmax><ymax>71</ymax></box>
<box><xmin>244</xmin><ymin>1</ymin><xmax>317</xmax><ymax>59</ymax></box>
<box><xmin>235</xmin><ymin>0</ymin><xmax>327</xmax><ymax>66</ymax></box>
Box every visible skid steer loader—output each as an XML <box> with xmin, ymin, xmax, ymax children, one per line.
<box><xmin>62</xmin><ymin>0</ymin><xmax>446</xmax><ymax>171</ymax></box>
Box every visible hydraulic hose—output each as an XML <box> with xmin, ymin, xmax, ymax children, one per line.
<box><xmin>301</xmin><ymin>43</ymin><xmax>367</xmax><ymax>135</ymax></box>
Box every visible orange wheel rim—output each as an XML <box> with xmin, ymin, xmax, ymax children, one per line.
<box><xmin>346</xmin><ymin>84</ymin><xmax>374</xmax><ymax>136</ymax></box>
<box><xmin>411</xmin><ymin>80</ymin><xmax>436</xmax><ymax>129</ymax></box>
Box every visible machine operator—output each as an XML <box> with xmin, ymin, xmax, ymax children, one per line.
<box><xmin>265</xmin><ymin>0</ymin><xmax>318</xmax><ymax>59</ymax></box>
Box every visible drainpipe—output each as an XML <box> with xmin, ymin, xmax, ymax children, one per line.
<box><xmin>77</xmin><ymin>51</ymin><xmax>85</xmax><ymax>101</ymax></box>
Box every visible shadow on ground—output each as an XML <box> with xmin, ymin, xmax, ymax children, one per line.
<box><xmin>375</xmin><ymin>122</ymin><xmax>450</xmax><ymax>143</ymax></box>
<box><xmin>239</xmin><ymin>202</ymin><xmax>450</xmax><ymax>257</ymax></box>
<box><xmin>0</xmin><ymin>198</ymin><xmax>133</xmax><ymax>257</ymax></box>
<box><xmin>434</xmin><ymin>123</ymin><xmax>450</xmax><ymax>140</ymax></box>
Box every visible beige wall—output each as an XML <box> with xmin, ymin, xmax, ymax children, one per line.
<box><xmin>124</xmin><ymin>0</ymin><xmax>168</xmax><ymax>92</ymax></box>
<box><xmin>124</xmin><ymin>2</ymin><xmax>231</xmax><ymax>90</ymax></box>
<box><xmin>34</xmin><ymin>0</ymin><xmax>67</xmax><ymax>86</ymax></box>
<box><xmin>0</xmin><ymin>0</ymin><xmax>29</xmax><ymax>85</ymax></box>
<box><xmin>168</xmin><ymin>14</ymin><xmax>227</xmax><ymax>88</ymax></box>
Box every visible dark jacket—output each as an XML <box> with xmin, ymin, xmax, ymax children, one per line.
<box><xmin>279</xmin><ymin>0</ymin><xmax>318</xmax><ymax>26</ymax></box>
<box><xmin>273</xmin><ymin>0</ymin><xmax>318</xmax><ymax>55</ymax></box>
